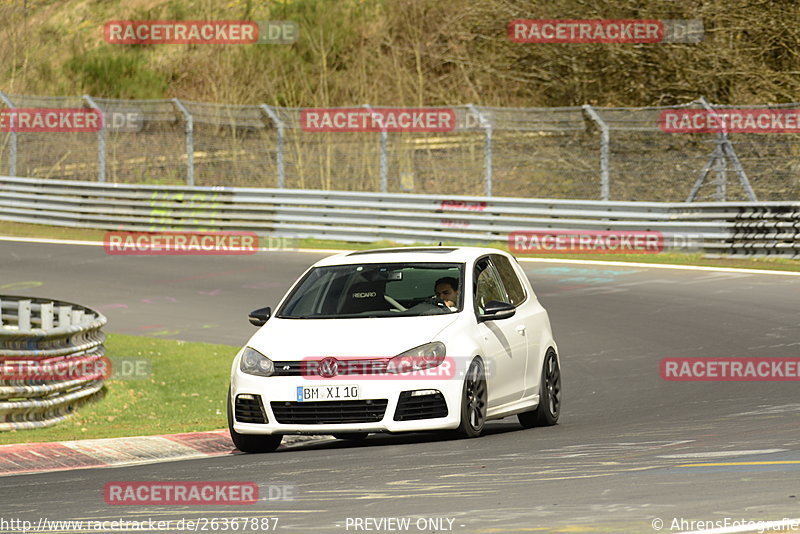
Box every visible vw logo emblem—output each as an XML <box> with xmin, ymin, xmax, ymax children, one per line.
<box><xmin>318</xmin><ymin>357</ymin><xmax>339</xmax><ymax>378</ymax></box>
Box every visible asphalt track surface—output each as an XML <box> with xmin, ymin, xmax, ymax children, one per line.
<box><xmin>1</xmin><ymin>241</ymin><xmax>799</xmax><ymax>533</ymax></box>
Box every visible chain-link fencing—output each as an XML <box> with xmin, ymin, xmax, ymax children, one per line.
<box><xmin>1</xmin><ymin>93</ymin><xmax>798</xmax><ymax>201</ymax></box>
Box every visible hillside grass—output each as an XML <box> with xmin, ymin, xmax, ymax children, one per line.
<box><xmin>2</xmin><ymin>0</ymin><xmax>799</xmax><ymax>107</ymax></box>
<box><xmin>2</xmin><ymin>1</ymin><xmax>798</xmax><ymax>201</ymax></box>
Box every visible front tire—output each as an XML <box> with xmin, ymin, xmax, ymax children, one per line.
<box><xmin>227</xmin><ymin>387</ymin><xmax>282</xmax><ymax>453</ymax></box>
<box><xmin>456</xmin><ymin>358</ymin><xmax>487</xmax><ymax>438</ymax></box>
<box><xmin>518</xmin><ymin>349</ymin><xmax>561</xmax><ymax>428</ymax></box>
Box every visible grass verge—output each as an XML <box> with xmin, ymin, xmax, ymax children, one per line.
<box><xmin>1</xmin><ymin>220</ymin><xmax>798</xmax><ymax>272</ymax></box>
<box><xmin>0</xmin><ymin>334</ymin><xmax>237</xmax><ymax>445</ymax></box>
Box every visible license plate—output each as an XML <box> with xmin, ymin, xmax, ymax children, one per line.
<box><xmin>296</xmin><ymin>385</ymin><xmax>359</xmax><ymax>402</ymax></box>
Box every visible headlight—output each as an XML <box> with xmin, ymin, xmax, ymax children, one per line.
<box><xmin>239</xmin><ymin>347</ymin><xmax>274</xmax><ymax>377</ymax></box>
<box><xmin>386</xmin><ymin>342</ymin><xmax>446</xmax><ymax>374</ymax></box>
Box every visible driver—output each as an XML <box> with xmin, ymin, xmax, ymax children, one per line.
<box><xmin>434</xmin><ymin>277</ymin><xmax>460</xmax><ymax>311</ymax></box>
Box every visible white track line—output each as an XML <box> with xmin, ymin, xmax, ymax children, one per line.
<box><xmin>0</xmin><ymin>236</ymin><xmax>102</xmax><ymax>247</ymax></box>
<box><xmin>0</xmin><ymin>235</ymin><xmax>798</xmax><ymax>276</ymax></box>
<box><xmin>516</xmin><ymin>256</ymin><xmax>800</xmax><ymax>276</ymax></box>
<box><xmin>0</xmin><ymin>235</ymin><xmax>345</xmax><ymax>255</ymax></box>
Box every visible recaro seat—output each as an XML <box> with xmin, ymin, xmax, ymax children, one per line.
<box><xmin>339</xmin><ymin>280</ymin><xmax>389</xmax><ymax>315</ymax></box>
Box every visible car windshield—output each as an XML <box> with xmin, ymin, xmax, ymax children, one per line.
<box><xmin>277</xmin><ymin>262</ymin><xmax>464</xmax><ymax>319</ymax></box>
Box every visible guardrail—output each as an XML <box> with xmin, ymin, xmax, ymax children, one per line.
<box><xmin>0</xmin><ymin>176</ymin><xmax>798</xmax><ymax>257</ymax></box>
<box><xmin>0</xmin><ymin>295</ymin><xmax>107</xmax><ymax>431</ymax></box>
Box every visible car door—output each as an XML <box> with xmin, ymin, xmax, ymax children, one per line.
<box><xmin>490</xmin><ymin>254</ymin><xmax>547</xmax><ymax>399</ymax></box>
<box><xmin>474</xmin><ymin>256</ymin><xmax>528</xmax><ymax>407</ymax></box>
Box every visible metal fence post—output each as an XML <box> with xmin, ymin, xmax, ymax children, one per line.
<box><xmin>686</xmin><ymin>141</ymin><xmax>723</xmax><ymax>202</ymax></box>
<box><xmin>714</xmin><ymin>138</ymin><xmax>727</xmax><ymax>201</ymax></box>
<box><xmin>0</xmin><ymin>91</ymin><xmax>17</xmax><ymax>176</ymax></box>
<box><xmin>467</xmin><ymin>104</ymin><xmax>493</xmax><ymax>197</ymax></box>
<box><xmin>261</xmin><ymin>105</ymin><xmax>285</xmax><ymax>188</ymax></box>
<box><xmin>17</xmin><ymin>299</ymin><xmax>31</xmax><ymax>331</ymax></box>
<box><xmin>583</xmin><ymin>105</ymin><xmax>610</xmax><ymax>201</ymax></box>
<box><xmin>172</xmin><ymin>98</ymin><xmax>194</xmax><ymax>186</ymax></box>
<box><xmin>698</xmin><ymin>97</ymin><xmax>756</xmax><ymax>201</ymax></box>
<box><xmin>721</xmin><ymin>141</ymin><xmax>756</xmax><ymax>201</ymax></box>
<box><xmin>363</xmin><ymin>105</ymin><xmax>388</xmax><ymax>192</ymax></box>
<box><xmin>82</xmin><ymin>95</ymin><xmax>106</xmax><ymax>182</ymax></box>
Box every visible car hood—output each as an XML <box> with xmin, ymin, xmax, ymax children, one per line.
<box><xmin>246</xmin><ymin>314</ymin><xmax>460</xmax><ymax>359</ymax></box>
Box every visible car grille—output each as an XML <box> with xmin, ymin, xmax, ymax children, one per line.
<box><xmin>235</xmin><ymin>395</ymin><xmax>268</xmax><ymax>424</ymax></box>
<box><xmin>272</xmin><ymin>359</ymin><xmax>390</xmax><ymax>377</ymax></box>
<box><xmin>272</xmin><ymin>361</ymin><xmax>305</xmax><ymax>376</ymax></box>
<box><xmin>270</xmin><ymin>399</ymin><xmax>388</xmax><ymax>424</ymax></box>
<box><xmin>393</xmin><ymin>391</ymin><xmax>448</xmax><ymax>421</ymax></box>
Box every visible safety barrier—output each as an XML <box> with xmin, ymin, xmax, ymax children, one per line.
<box><xmin>0</xmin><ymin>295</ymin><xmax>107</xmax><ymax>431</ymax></box>
<box><xmin>0</xmin><ymin>176</ymin><xmax>798</xmax><ymax>256</ymax></box>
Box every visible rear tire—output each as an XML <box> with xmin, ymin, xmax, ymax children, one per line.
<box><xmin>332</xmin><ymin>433</ymin><xmax>369</xmax><ymax>440</ymax></box>
<box><xmin>227</xmin><ymin>387</ymin><xmax>282</xmax><ymax>453</ymax></box>
<box><xmin>456</xmin><ymin>358</ymin><xmax>487</xmax><ymax>438</ymax></box>
<box><xmin>518</xmin><ymin>349</ymin><xmax>561</xmax><ymax>428</ymax></box>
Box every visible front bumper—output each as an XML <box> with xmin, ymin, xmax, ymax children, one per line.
<box><xmin>230</xmin><ymin>373</ymin><xmax>463</xmax><ymax>435</ymax></box>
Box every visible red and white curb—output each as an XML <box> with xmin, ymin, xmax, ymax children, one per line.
<box><xmin>0</xmin><ymin>431</ymin><xmax>336</xmax><ymax>477</ymax></box>
<box><xmin>0</xmin><ymin>430</ymin><xmax>234</xmax><ymax>476</ymax></box>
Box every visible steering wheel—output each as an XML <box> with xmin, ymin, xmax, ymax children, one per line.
<box><xmin>384</xmin><ymin>295</ymin><xmax>407</xmax><ymax>312</ymax></box>
<box><xmin>428</xmin><ymin>296</ymin><xmax>449</xmax><ymax>309</ymax></box>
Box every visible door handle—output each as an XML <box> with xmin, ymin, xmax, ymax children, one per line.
<box><xmin>516</xmin><ymin>325</ymin><xmax>526</xmax><ymax>335</ymax></box>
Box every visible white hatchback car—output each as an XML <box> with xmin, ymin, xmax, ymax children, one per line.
<box><xmin>228</xmin><ymin>246</ymin><xmax>561</xmax><ymax>452</ymax></box>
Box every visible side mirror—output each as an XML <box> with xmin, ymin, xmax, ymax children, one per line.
<box><xmin>248</xmin><ymin>307</ymin><xmax>271</xmax><ymax>327</ymax></box>
<box><xmin>479</xmin><ymin>300</ymin><xmax>516</xmax><ymax>322</ymax></box>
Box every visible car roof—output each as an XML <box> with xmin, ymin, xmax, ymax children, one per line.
<box><xmin>312</xmin><ymin>246</ymin><xmax>513</xmax><ymax>267</ymax></box>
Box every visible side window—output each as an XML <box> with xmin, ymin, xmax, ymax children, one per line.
<box><xmin>491</xmin><ymin>254</ymin><xmax>526</xmax><ymax>306</ymax></box>
<box><xmin>474</xmin><ymin>258</ymin><xmax>508</xmax><ymax>313</ymax></box>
